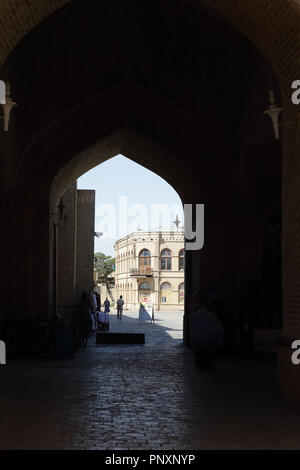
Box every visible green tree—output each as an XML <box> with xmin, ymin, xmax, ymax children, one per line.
<box><xmin>94</xmin><ymin>252</ymin><xmax>115</xmax><ymax>302</ymax></box>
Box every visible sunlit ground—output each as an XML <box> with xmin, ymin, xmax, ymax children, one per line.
<box><xmin>102</xmin><ymin>309</ymin><xmax>184</xmax><ymax>344</ymax></box>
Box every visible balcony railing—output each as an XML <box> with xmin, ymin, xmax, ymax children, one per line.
<box><xmin>130</xmin><ymin>267</ymin><xmax>153</xmax><ymax>276</ymax></box>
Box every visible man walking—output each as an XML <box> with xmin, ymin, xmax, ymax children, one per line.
<box><xmin>117</xmin><ymin>295</ymin><xmax>124</xmax><ymax>319</ymax></box>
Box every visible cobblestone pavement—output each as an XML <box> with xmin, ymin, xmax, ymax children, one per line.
<box><xmin>1</xmin><ymin>310</ymin><xmax>300</xmax><ymax>450</ymax></box>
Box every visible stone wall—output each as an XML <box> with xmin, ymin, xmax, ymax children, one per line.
<box><xmin>75</xmin><ymin>190</ymin><xmax>95</xmax><ymax>303</ymax></box>
<box><xmin>57</xmin><ymin>183</ymin><xmax>77</xmax><ymax>319</ymax></box>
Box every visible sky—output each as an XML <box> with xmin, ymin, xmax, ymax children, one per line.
<box><xmin>77</xmin><ymin>154</ymin><xmax>184</xmax><ymax>257</ymax></box>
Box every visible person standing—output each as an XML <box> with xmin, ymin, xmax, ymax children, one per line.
<box><xmin>89</xmin><ymin>287</ymin><xmax>97</xmax><ymax>333</ymax></box>
<box><xmin>101</xmin><ymin>298</ymin><xmax>110</xmax><ymax>330</ymax></box>
<box><xmin>92</xmin><ymin>288</ymin><xmax>98</xmax><ymax>313</ymax></box>
<box><xmin>116</xmin><ymin>295</ymin><xmax>124</xmax><ymax>319</ymax></box>
<box><xmin>104</xmin><ymin>298</ymin><xmax>110</xmax><ymax>313</ymax></box>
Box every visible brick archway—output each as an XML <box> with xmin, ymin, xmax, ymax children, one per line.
<box><xmin>1</xmin><ymin>0</ymin><xmax>300</xmax><ymax>407</ymax></box>
<box><xmin>0</xmin><ymin>1</ymin><xmax>289</xmax><ymax>325</ymax></box>
<box><xmin>0</xmin><ymin>1</ymin><xmax>299</xmax><ymax>82</ymax></box>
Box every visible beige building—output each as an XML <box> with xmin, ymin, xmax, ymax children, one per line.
<box><xmin>114</xmin><ymin>231</ymin><xmax>185</xmax><ymax>311</ymax></box>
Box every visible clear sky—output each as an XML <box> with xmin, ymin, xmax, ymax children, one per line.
<box><xmin>77</xmin><ymin>154</ymin><xmax>184</xmax><ymax>257</ymax></box>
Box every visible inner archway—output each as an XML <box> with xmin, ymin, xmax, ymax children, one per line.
<box><xmin>52</xmin><ymin>151</ymin><xmax>187</xmax><ymax>350</ymax></box>
<box><xmin>46</xmin><ymin>118</ymin><xmax>235</xmax><ymax>346</ymax></box>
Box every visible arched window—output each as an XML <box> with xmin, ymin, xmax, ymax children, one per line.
<box><xmin>178</xmin><ymin>282</ymin><xmax>184</xmax><ymax>303</ymax></box>
<box><xmin>139</xmin><ymin>249</ymin><xmax>151</xmax><ymax>259</ymax></box>
<box><xmin>160</xmin><ymin>249</ymin><xmax>172</xmax><ymax>270</ymax></box>
<box><xmin>139</xmin><ymin>282</ymin><xmax>151</xmax><ymax>290</ymax></box>
<box><xmin>160</xmin><ymin>282</ymin><xmax>172</xmax><ymax>304</ymax></box>
<box><xmin>161</xmin><ymin>282</ymin><xmax>171</xmax><ymax>290</ymax></box>
<box><xmin>139</xmin><ymin>249</ymin><xmax>151</xmax><ymax>274</ymax></box>
<box><xmin>179</xmin><ymin>249</ymin><xmax>184</xmax><ymax>271</ymax></box>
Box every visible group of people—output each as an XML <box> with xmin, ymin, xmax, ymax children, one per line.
<box><xmin>75</xmin><ymin>288</ymin><xmax>224</xmax><ymax>370</ymax></box>
<box><xmin>74</xmin><ymin>291</ymin><xmax>125</xmax><ymax>347</ymax></box>
<box><xmin>74</xmin><ymin>288</ymin><xmax>110</xmax><ymax>347</ymax></box>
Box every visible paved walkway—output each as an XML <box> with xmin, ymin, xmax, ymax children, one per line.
<box><xmin>1</xmin><ymin>310</ymin><xmax>300</xmax><ymax>450</ymax></box>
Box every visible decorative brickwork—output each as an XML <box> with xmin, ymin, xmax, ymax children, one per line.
<box><xmin>0</xmin><ymin>0</ymin><xmax>70</xmax><ymax>65</ymax></box>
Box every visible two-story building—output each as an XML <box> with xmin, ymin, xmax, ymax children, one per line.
<box><xmin>114</xmin><ymin>230</ymin><xmax>184</xmax><ymax>311</ymax></box>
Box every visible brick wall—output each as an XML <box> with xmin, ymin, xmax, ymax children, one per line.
<box><xmin>57</xmin><ymin>183</ymin><xmax>77</xmax><ymax>318</ymax></box>
<box><xmin>0</xmin><ymin>0</ymin><xmax>70</xmax><ymax>65</ymax></box>
<box><xmin>201</xmin><ymin>0</ymin><xmax>300</xmax><ymax>407</ymax></box>
<box><xmin>75</xmin><ymin>190</ymin><xmax>95</xmax><ymax>302</ymax></box>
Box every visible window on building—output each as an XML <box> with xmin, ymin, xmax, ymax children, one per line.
<box><xmin>161</xmin><ymin>282</ymin><xmax>171</xmax><ymax>289</ymax></box>
<box><xmin>160</xmin><ymin>282</ymin><xmax>172</xmax><ymax>303</ymax></box>
<box><xmin>139</xmin><ymin>282</ymin><xmax>151</xmax><ymax>290</ymax></box>
<box><xmin>139</xmin><ymin>249</ymin><xmax>151</xmax><ymax>274</ymax></box>
<box><xmin>160</xmin><ymin>249</ymin><xmax>172</xmax><ymax>270</ymax></box>
<box><xmin>179</xmin><ymin>249</ymin><xmax>184</xmax><ymax>271</ymax></box>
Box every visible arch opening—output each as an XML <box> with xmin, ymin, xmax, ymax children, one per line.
<box><xmin>52</xmin><ymin>152</ymin><xmax>186</xmax><ymax>344</ymax></box>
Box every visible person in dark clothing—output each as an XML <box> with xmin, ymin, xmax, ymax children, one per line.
<box><xmin>189</xmin><ymin>294</ymin><xmax>224</xmax><ymax>370</ymax></box>
<box><xmin>95</xmin><ymin>291</ymin><xmax>101</xmax><ymax>311</ymax></box>
<box><xmin>117</xmin><ymin>295</ymin><xmax>124</xmax><ymax>319</ymax></box>
<box><xmin>103</xmin><ymin>298</ymin><xmax>110</xmax><ymax>313</ymax></box>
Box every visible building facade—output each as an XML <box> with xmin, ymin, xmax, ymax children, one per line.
<box><xmin>114</xmin><ymin>231</ymin><xmax>184</xmax><ymax>311</ymax></box>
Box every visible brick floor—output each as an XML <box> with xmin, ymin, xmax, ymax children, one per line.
<box><xmin>0</xmin><ymin>310</ymin><xmax>300</xmax><ymax>450</ymax></box>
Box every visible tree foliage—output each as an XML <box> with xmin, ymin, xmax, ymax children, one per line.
<box><xmin>94</xmin><ymin>252</ymin><xmax>115</xmax><ymax>284</ymax></box>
